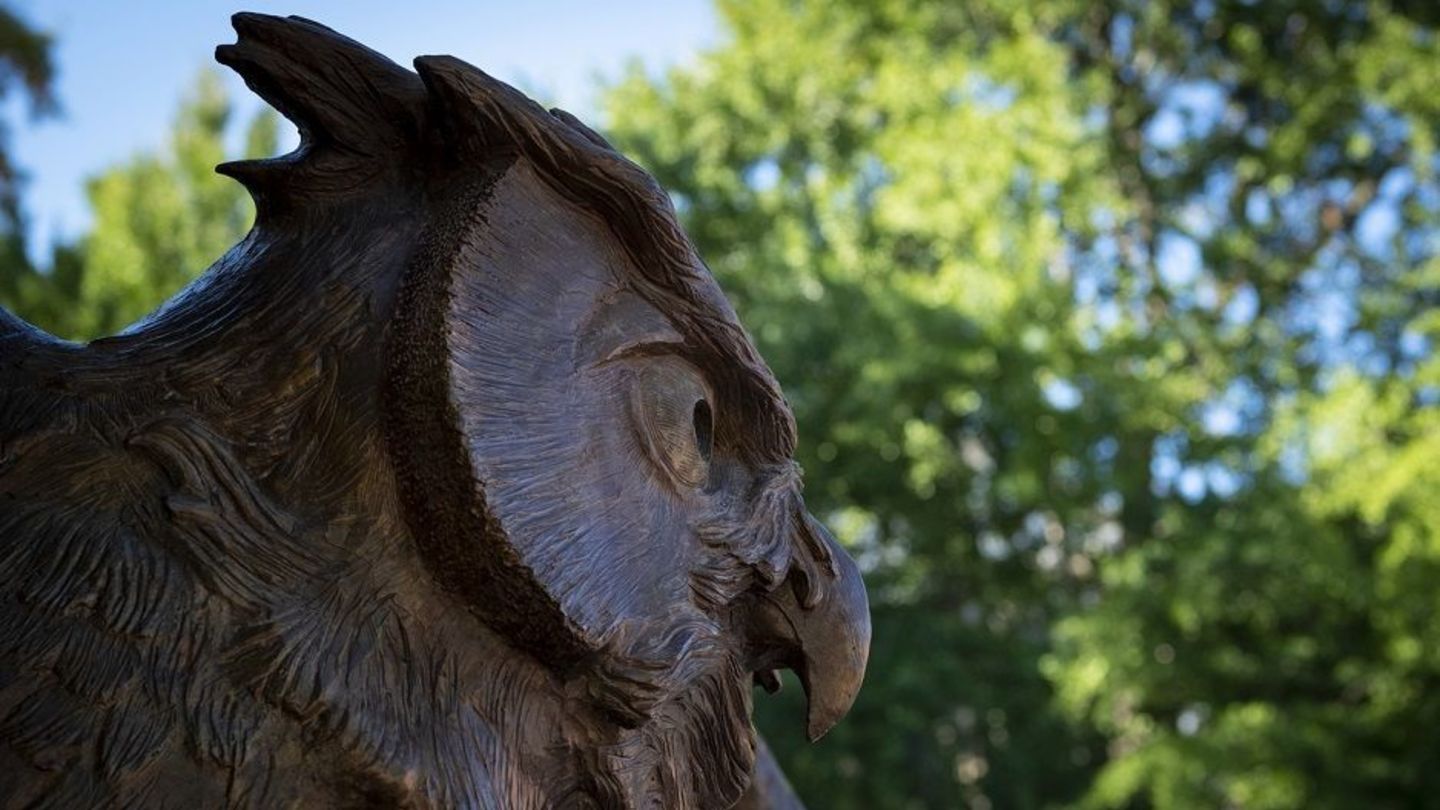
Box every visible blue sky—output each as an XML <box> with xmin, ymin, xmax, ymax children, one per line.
<box><xmin>12</xmin><ymin>0</ymin><xmax>718</xmax><ymax>263</ymax></box>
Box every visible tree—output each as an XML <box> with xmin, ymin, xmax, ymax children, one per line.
<box><xmin>0</xmin><ymin>5</ymin><xmax>57</xmax><ymax>226</ymax></box>
<box><xmin>602</xmin><ymin>1</ymin><xmax>1437</xmax><ymax>807</ymax></box>
<box><xmin>0</xmin><ymin>4</ymin><xmax>56</xmax><ymax>310</ymax></box>
<box><xmin>5</xmin><ymin>70</ymin><xmax>276</xmax><ymax>340</ymax></box>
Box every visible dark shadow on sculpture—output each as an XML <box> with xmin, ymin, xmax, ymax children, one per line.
<box><xmin>0</xmin><ymin>13</ymin><xmax>868</xmax><ymax>809</ymax></box>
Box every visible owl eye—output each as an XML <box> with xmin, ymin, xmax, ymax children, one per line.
<box><xmin>692</xmin><ymin>399</ymin><xmax>714</xmax><ymax>464</ymax></box>
<box><xmin>630</xmin><ymin>358</ymin><xmax>714</xmax><ymax>490</ymax></box>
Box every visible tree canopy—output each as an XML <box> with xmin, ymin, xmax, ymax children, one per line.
<box><xmin>603</xmin><ymin>1</ymin><xmax>1437</xmax><ymax>806</ymax></box>
<box><xmin>1</xmin><ymin>70</ymin><xmax>275</xmax><ymax>340</ymax></box>
<box><xmin>0</xmin><ymin>4</ymin><xmax>55</xmax><ymax>310</ymax></box>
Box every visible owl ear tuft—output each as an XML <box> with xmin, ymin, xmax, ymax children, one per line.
<box><xmin>412</xmin><ymin>55</ymin><xmax>536</xmax><ymax>159</ymax></box>
<box><xmin>413</xmin><ymin>55</ymin><xmax>613</xmax><ymax>164</ymax></box>
<box><xmin>214</xmin><ymin>13</ymin><xmax>426</xmax><ymax>215</ymax></box>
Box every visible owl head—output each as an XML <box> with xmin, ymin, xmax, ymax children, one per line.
<box><xmin>214</xmin><ymin>13</ymin><xmax>869</xmax><ymax>805</ymax></box>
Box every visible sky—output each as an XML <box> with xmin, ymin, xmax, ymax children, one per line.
<box><xmin>11</xmin><ymin>0</ymin><xmax>718</xmax><ymax>264</ymax></box>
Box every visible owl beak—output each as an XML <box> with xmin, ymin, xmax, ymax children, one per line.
<box><xmin>750</xmin><ymin>513</ymin><xmax>871</xmax><ymax>741</ymax></box>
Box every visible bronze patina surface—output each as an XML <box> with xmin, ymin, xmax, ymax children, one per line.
<box><xmin>0</xmin><ymin>14</ymin><xmax>869</xmax><ymax>808</ymax></box>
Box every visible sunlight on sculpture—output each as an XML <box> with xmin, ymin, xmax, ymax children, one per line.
<box><xmin>0</xmin><ymin>13</ymin><xmax>869</xmax><ymax>808</ymax></box>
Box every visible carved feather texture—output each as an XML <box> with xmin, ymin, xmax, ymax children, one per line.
<box><xmin>0</xmin><ymin>12</ymin><xmax>862</xmax><ymax>809</ymax></box>
<box><xmin>0</xmin><ymin>368</ymin><xmax>556</xmax><ymax>808</ymax></box>
<box><xmin>414</xmin><ymin>55</ymin><xmax>797</xmax><ymax>464</ymax></box>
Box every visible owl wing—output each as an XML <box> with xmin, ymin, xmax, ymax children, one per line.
<box><xmin>0</xmin><ymin>319</ymin><xmax>318</xmax><ymax>807</ymax></box>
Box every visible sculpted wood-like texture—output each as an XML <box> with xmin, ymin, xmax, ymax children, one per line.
<box><xmin>0</xmin><ymin>13</ymin><xmax>870</xmax><ymax>809</ymax></box>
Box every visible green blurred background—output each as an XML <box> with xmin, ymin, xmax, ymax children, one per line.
<box><xmin>2</xmin><ymin>1</ymin><xmax>1438</xmax><ymax>807</ymax></box>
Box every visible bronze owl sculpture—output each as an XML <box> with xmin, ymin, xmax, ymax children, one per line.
<box><xmin>0</xmin><ymin>14</ymin><xmax>869</xmax><ymax>809</ymax></box>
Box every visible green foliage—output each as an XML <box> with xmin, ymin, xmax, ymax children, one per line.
<box><xmin>3</xmin><ymin>70</ymin><xmax>276</xmax><ymax>340</ymax></box>
<box><xmin>0</xmin><ymin>3</ymin><xmax>55</xmax><ymax>306</ymax></box>
<box><xmin>604</xmin><ymin>1</ymin><xmax>1438</xmax><ymax>807</ymax></box>
<box><xmin>0</xmin><ymin>3</ymin><xmax>57</xmax><ymax>227</ymax></box>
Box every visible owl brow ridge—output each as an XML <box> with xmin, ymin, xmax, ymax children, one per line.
<box><xmin>419</xmin><ymin>55</ymin><xmax>800</xmax><ymax>462</ymax></box>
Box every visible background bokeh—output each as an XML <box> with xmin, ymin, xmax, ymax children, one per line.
<box><xmin>2</xmin><ymin>1</ymin><xmax>1437</xmax><ymax>808</ymax></box>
